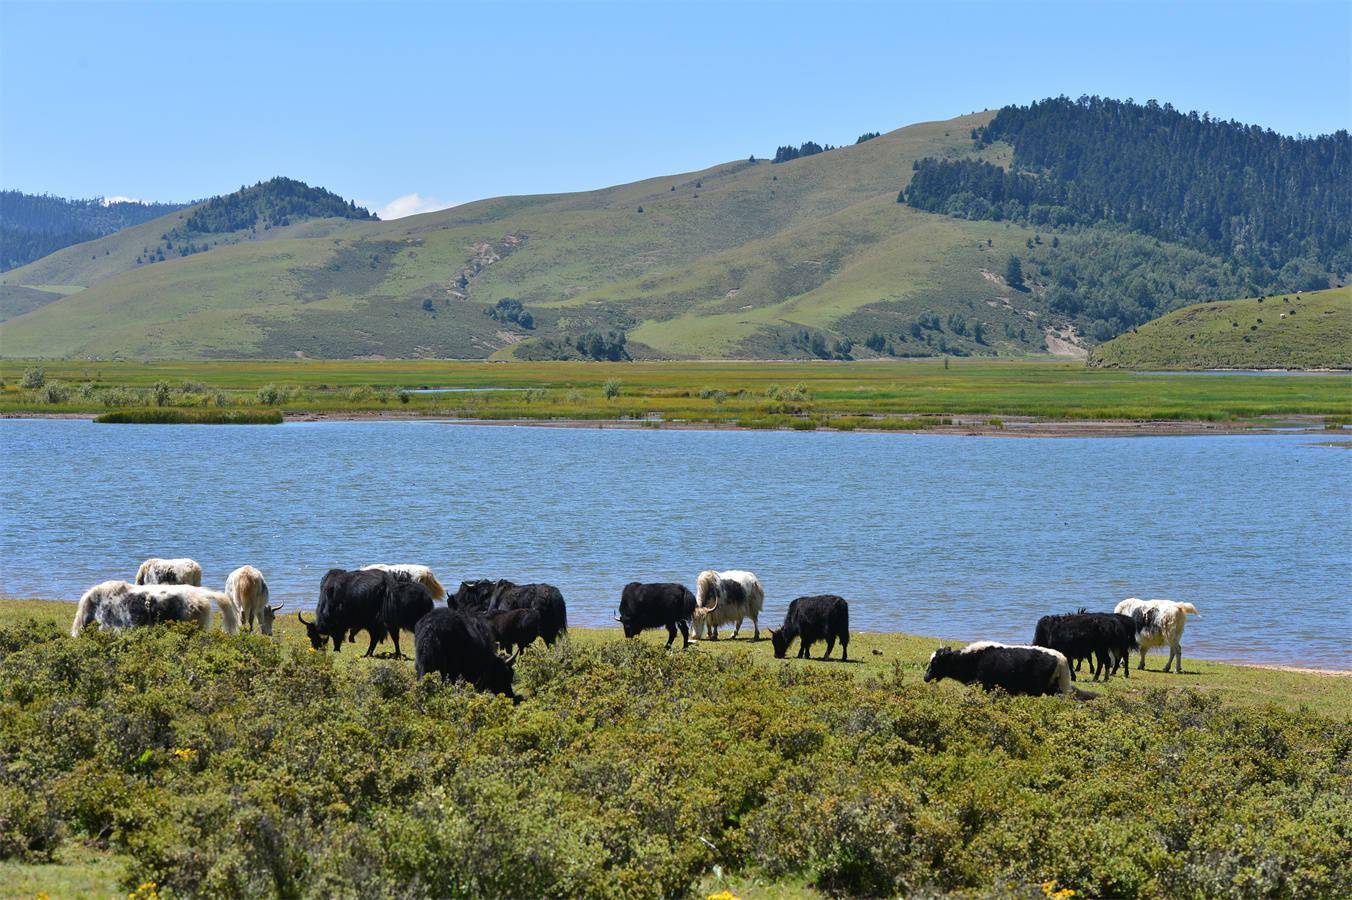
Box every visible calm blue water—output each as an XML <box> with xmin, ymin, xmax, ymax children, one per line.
<box><xmin>1</xmin><ymin>419</ymin><xmax>1349</xmax><ymax>667</ymax></box>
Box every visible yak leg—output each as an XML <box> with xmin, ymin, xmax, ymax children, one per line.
<box><xmin>824</xmin><ymin>636</ymin><xmax>836</xmax><ymax>660</ymax></box>
<box><xmin>1169</xmin><ymin>643</ymin><xmax>1182</xmax><ymax>673</ymax></box>
<box><xmin>665</xmin><ymin>622</ymin><xmax>678</xmax><ymax>649</ymax></box>
<box><xmin>732</xmin><ymin>616</ymin><xmax>743</xmax><ymax>639</ymax></box>
<box><xmin>752</xmin><ymin>615</ymin><xmax>759</xmax><ymax>641</ymax></box>
<box><xmin>840</xmin><ymin>634</ymin><xmax>848</xmax><ymax>661</ymax></box>
<box><xmin>1138</xmin><ymin>647</ymin><xmax>1147</xmax><ymax>670</ymax></box>
<box><xmin>798</xmin><ymin>639</ymin><xmax>810</xmax><ymax>659</ymax></box>
<box><xmin>331</xmin><ymin>634</ymin><xmax>343</xmax><ymax>652</ymax></box>
<box><xmin>391</xmin><ymin>630</ymin><xmax>405</xmax><ymax>660</ymax></box>
<box><xmin>678</xmin><ymin>619</ymin><xmax>690</xmax><ymax>648</ymax></box>
<box><xmin>363</xmin><ymin>629</ymin><xmax>381</xmax><ymax>658</ymax></box>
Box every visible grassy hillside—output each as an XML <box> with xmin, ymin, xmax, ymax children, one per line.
<box><xmin>1090</xmin><ymin>285</ymin><xmax>1352</xmax><ymax>370</ymax></box>
<box><xmin>0</xmin><ymin>113</ymin><xmax>1087</xmax><ymax>360</ymax></box>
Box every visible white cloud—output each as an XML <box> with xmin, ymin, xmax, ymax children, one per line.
<box><xmin>373</xmin><ymin>193</ymin><xmax>456</xmax><ymax>220</ymax></box>
<box><xmin>101</xmin><ymin>195</ymin><xmax>147</xmax><ymax>206</ymax></box>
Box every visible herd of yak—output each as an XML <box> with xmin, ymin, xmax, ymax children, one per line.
<box><xmin>68</xmin><ymin>557</ymin><xmax>1200</xmax><ymax>702</ymax></box>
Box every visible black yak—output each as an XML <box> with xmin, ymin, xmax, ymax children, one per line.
<box><xmin>487</xmin><ymin>607</ymin><xmax>542</xmax><ymax>655</ymax></box>
<box><xmin>1033</xmin><ymin>610</ymin><xmax>1138</xmax><ymax>681</ymax></box>
<box><xmin>769</xmin><ymin>594</ymin><xmax>850</xmax><ymax>660</ymax></box>
<box><xmin>299</xmin><ymin>568</ymin><xmax>395</xmax><ymax>655</ymax></box>
<box><xmin>616</xmin><ymin>582</ymin><xmax>696</xmax><ymax>649</ymax></box>
<box><xmin>414</xmin><ymin>607</ymin><xmax>519</xmax><ymax>699</ymax></box>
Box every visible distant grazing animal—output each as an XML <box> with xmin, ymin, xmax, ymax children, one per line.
<box><xmin>769</xmin><ymin>594</ymin><xmax>850</xmax><ymax>660</ymax></box>
<box><xmin>693</xmin><ymin>569</ymin><xmax>764</xmax><ymax>640</ymax></box>
<box><xmin>72</xmin><ymin>580</ymin><xmax>240</xmax><ymax>636</ymax></box>
<box><xmin>616</xmin><ymin>582</ymin><xmax>696</xmax><ymax>649</ymax></box>
<box><xmin>487</xmin><ymin>608</ymin><xmax>542</xmax><ymax>655</ymax></box>
<box><xmin>299</xmin><ymin>568</ymin><xmax>395</xmax><ymax>655</ymax></box>
<box><xmin>362</xmin><ymin>564</ymin><xmax>447</xmax><ymax>601</ymax></box>
<box><xmin>1114</xmin><ymin>598</ymin><xmax>1199</xmax><ymax>673</ymax></box>
<box><xmin>485</xmin><ymin>580</ymin><xmax>568</xmax><ymax>645</ymax></box>
<box><xmin>414</xmin><ymin>607</ymin><xmax>519</xmax><ymax>699</ymax></box>
<box><xmin>382</xmin><ymin>580</ymin><xmax>436</xmax><ymax>659</ymax></box>
<box><xmin>1032</xmin><ymin>610</ymin><xmax>1137</xmax><ymax>681</ymax></box>
<box><xmin>135</xmin><ymin>557</ymin><xmax>203</xmax><ymax>587</ymax></box>
<box><xmin>225</xmin><ymin>565</ymin><xmax>280</xmax><ymax>635</ymax></box>
<box><xmin>923</xmin><ymin>642</ymin><xmax>1071</xmax><ymax>696</ymax></box>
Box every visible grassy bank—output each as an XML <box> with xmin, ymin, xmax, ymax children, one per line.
<box><xmin>1091</xmin><ymin>285</ymin><xmax>1352</xmax><ymax>371</ymax></box>
<box><xmin>93</xmin><ymin>409</ymin><xmax>283</xmax><ymax>425</ymax></box>
<box><xmin>2</xmin><ymin>359</ymin><xmax>1350</xmax><ymax>426</ymax></box>
<box><xmin>2</xmin><ymin>599</ymin><xmax>1349</xmax><ymax>899</ymax></box>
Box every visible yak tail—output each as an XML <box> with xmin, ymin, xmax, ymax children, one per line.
<box><xmin>1052</xmin><ymin>655</ymin><xmax>1072</xmax><ymax>696</ymax></box>
<box><xmin>1177</xmin><ymin>602</ymin><xmax>1199</xmax><ymax>617</ymax></box>
<box><xmin>215</xmin><ymin>593</ymin><xmax>241</xmax><ymax>635</ymax></box>
<box><xmin>421</xmin><ymin>571</ymin><xmax>447</xmax><ymax>601</ymax></box>
<box><xmin>71</xmin><ymin>587</ymin><xmax>97</xmax><ymax>637</ymax></box>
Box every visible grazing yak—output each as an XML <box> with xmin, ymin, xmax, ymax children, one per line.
<box><xmin>617</xmin><ymin>582</ymin><xmax>696</xmax><ymax>649</ymax></box>
<box><xmin>362</xmin><ymin>564</ymin><xmax>447</xmax><ymax>601</ymax></box>
<box><xmin>693</xmin><ymin>569</ymin><xmax>764</xmax><ymax>640</ymax></box>
<box><xmin>769</xmin><ymin>594</ymin><xmax>850</xmax><ymax>660</ymax></box>
<box><xmin>135</xmin><ymin>557</ymin><xmax>203</xmax><ymax>587</ymax></box>
<box><xmin>1032</xmin><ymin>610</ymin><xmax>1137</xmax><ymax>681</ymax></box>
<box><xmin>488</xmin><ymin>608</ymin><xmax>542</xmax><ymax>655</ymax></box>
<box><xmin>225</xmin><ymin>565</ymin><xmax>281</xmax><ymax>635</ymax></box>
<box><xmin>383</xmin><ymin>581</ymin><xmax>436</xmax><ymax>659</ymax></box>
<box><xmin>488</xmin><ymin>581</ymin><xmax>568</xmax><ymax>645</ymax></box>
<box><xmin>1114</xmin><ymin>598</ymin><xmax>1199</xmax><ymax>673</ymax></box>
<box><xmin>449</xmin><ymin>579</ymin><xmax>497</xmax><ymax>613</ymax></box>
<box><xmin>72</xmin><ymin>580</ymin><xmax>240</xmax><ymax>636</ymax></box>
<box><xmin>300</xmin><ymin>568</ymin><xmax>395</xmax><ymax>655</ymax></box>
<box><xmin>924</xmin><ymin>641</ymin><xmax>1071</xmax><ymax>697</ymax></box>
<box><xmin>415</xmin><ymin>607</ymin><xmax>520</xmax><ymax>699</ymax></box>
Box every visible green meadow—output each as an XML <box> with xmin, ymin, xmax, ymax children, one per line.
<box><xmin>1</xmin><ymin>599</ymin><xmax>1348</xmax><ymax>899</ymax></box>
<box><xmin>2</xmin><ymin>359</ymin><xmax>1349</xmax><ymax>426</ymax></box>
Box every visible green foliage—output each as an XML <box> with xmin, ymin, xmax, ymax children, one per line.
<box><xmin>38</xmin><ymin>381</ymin><xmax>69</xmax><ymax>404</ymax></box>
<box><xmin>255</xmin><ymin>383</ymin><xmax>282</xmax><ymax>405</ymax></box>
<box><xmin>602</xmin><ymin>378</ymin><xmax>622</xmax><ymax>400</ymax></box>
<box><xmin>93</xmin><ymin>409</ymin><xmax>283</xmax><ymax>424</ymax></box>
<box><xmin>0</xmin><ymin>190</ymin><xmax>186</xmax><ymax>273</ymax></box>
<box><xmin>182</xmin><ymin>177</ymin><xmax>375</xmax><ymax>234</ymax></box>
<box><xmin>1</xmin><ymin>621</ymin><xmax>1348</xmax><ymax>898</ymax></box>
<box><xmin>151</xmin><ymin>380</ymin><xmax>171</xmax><ymax>407</ymax></box>
<box><xmin>19</xmin><ymin>366</ymin><xmax>44</xmax><ymax>389</ymax></box>
<box><xmin>484</xmin><ymin>297</ymin><xmax>534</xmax><ymax>329</ymax></box>
<box><xmin>1005</xmin><ymin>254</ymin><xmax>1024</xmax><ymax>289</ymax></box>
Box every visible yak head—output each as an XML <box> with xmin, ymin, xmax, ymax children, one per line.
<box><xmin>258</xmin><ymin>603</ymin><xmax>283</xmax><ymax>636</ymax></box>
<box><xmin>297</xmin><ymin>611</ymin><xmax>325</xmax><ymax>650</ymax></box>
<box><xmin>484</xmin><ymin>648</ymin><xmax>521</xmax><ymax>701</ymax></box>
<box><xmin>768</xmin><ymin>627</ymin><xmax>791</xmax><ymax>659</ymax></box>
<box><xmin>923</xmin><ymin>647</ymin><xmax>954</xmax><ymax>683</ymax></box>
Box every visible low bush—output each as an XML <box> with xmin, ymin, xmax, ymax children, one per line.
<box><xmin>2</xmin><ymin>620</ymin><xmax>1346</xmax><ymax>898</ymax></box>
<box><xmin>93</xmin><ymin>409</ymin><xmax>283</xmax><ymax>425</ymax></box>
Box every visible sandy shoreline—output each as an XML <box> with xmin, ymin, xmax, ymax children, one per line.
<box><xmin>1</xmin><ymin>410</ymin><xmax>1338</xmax><ymax>438</ymax></box>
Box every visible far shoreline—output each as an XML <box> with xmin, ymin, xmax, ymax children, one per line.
<box><xmin>1</xmin><ymin>410</ymin><xmax>1340</xmax><ymax>439</ymax></box>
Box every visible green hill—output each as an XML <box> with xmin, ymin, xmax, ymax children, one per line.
<box><xmin>1089</xmin><ymin>285</ymin><xmax>1352</xmax><ymax>370</ymax></box>
<box><xmin>2</xmin><ymin>103</ymin><xmax>1344</xmax><ymax>361</ymax></box>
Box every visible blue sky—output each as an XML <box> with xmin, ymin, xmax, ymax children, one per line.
<box><xmin>2</xmin><ymin>1</ymin><xmax>1349</xmax><ymax>218</ymax></box>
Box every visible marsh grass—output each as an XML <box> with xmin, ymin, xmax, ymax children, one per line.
<box><xmin>93</xmin><ymin>409</ymin><xmax>283</xmax><ymax>425</ymax></box>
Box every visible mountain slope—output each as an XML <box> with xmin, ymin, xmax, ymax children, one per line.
<box><xmin>1089</xmin><ymin>285</ymin><xmax>1352</xmax><ymax>370</ymax></box>
<box><xmin>0</xmin><ymin>191</ymin><xmax>188</xmax><ymax>273</ymax></box>
<box><xmin>4</xmin><ymin>103</ymin><xmax>1342</xmax><ymax>361</ymax></box>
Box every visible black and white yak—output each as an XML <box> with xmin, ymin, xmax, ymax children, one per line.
<box><xmin>414</xmin><ymin>607</ymin><xmax>520</xmax><ymax>700</ymax></box>
<box><xmin>692</xmin><ymin>569</ymin><xmax>764</xmax><ymax>640</ymax></box>
<box><xmin>923</xmin><ymin>641</ymin><xmax>1071</xmax><ymax>697</ymax></box>
<box><xmin>225</xmin><ymin>565</ymin><xmax>281</xmax><ymax>635</ymax></box>
<box><xmin>1114</xmin><ymin>598</ymin><xmax>1200</xmax><ymax>673</ymax></box>
<box><xmin>135</xmin><ymin>557</ymin><xmax>203</xmax><ymax>587</ymax></box>
<box><xmin>361</xmin><ymin>564</ymin><xmax>447</xmax><ymax>601</ymax></box>
<box><xmin>616</xmin><ymin>582</ymin><xmax>696</xmax><ymax>649</ymax></box>
<box><xmin>72</xmin><ymin>580</ymin><xmax>240</xmax><ymax>636</ymax></box>
<box><xmin>1032</xmin><ymin>610</ymin><xmax>1137</xmax><ymax>681</ymax></box>
<box><xmin>299</xmin><ymin>568</ymin><xmax>395</xmax><ymax>655</ymax></box>
<box><xmin>769</xmin><ymin>594</ymin><xmax>850</xmax><ymax>660</ymax></box>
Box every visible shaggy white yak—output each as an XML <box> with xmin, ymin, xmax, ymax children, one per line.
<box><xmin>225</xmin><ymin>565</ymin><xmax>281</xmax><ymax>635</ymax></box>
<box><xmin>361</xmin><ymin>564</ymin><xmax>447</xmax><ymax>600</ymax></box>
<box><xmin>73</xmin><ymin>581</ymin><xmax>240</xmax><ymax>636</ymax></box>
<box><xmin>1114</xmin><ymin>598</ymin><xmax>1199</xmax><ymax>674</ymax></box>
<box><xmin>692</xmin><ymin>569</ymin><xmax>764</xmax><ymax>640</ymax></box>
<box><xmin>135</xmin><ymin>557</ymin><xmax>203</xmax><ymax>587</ymax></box>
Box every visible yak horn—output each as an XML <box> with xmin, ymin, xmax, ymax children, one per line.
<box><xmin>296</xmin><ymin>611</ymin><xmax>311</xmax><ymax>625</ymax></box>
<box><xmin>270</xmin><ymin>603</ymin><xmax>284</xmax><ymax>612</ymax></box>
<box><xmin>503</xmin><ymin>648</ymin><xmax>521</xmax><ymax>665</ymax></box>
<box><xmin>613</xmin><ymin>614</ymin><xmax>623</xmax><ymax>622</ymax></box>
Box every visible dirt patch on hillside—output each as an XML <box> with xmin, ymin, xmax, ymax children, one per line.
<box><xmin>1044</xmin><ymin>324</ymin><xmax>1088</xmax><ymax>358</ymax></box>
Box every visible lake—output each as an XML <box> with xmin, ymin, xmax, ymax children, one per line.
<box><xmin>1</xmin><ymin>419</ymin><xmax>1349</xmax><ymax>667</ymax></box>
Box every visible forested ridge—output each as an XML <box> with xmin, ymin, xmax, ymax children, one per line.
<box><xmin>0</xmin><ymin>191</ymin><xmax>187</xmax><ymax>272</ymax></box>
<box><xmin>902</xmin><ymin>96</ymin><xmax>1350</xmax><ymax>341</ymax></box>
<box><xmin>182</xmin><ymin>177</ymin><xmax>376</xmax><ymax>233</ymax></box>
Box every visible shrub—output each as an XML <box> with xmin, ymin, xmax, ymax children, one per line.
<box><xmin>151</xmin><ymin>381</ymin><xmax>172</xmax><ymax>407</ymax></box>
<box><xmin>255</xmin><ymin>384</ymin><xmax>282</xmax><ymax>405</ymax></box>
<box><xmin>602</xmin><ymin>379</ymin><xmax>622</xmax><ymax>400</ymax></box>
<box><xmin>39</xmin><ymin>381</ymin><xmax>70</xmax><ymax>404</ymax></box>
<box><xmin>19</xmin><ymin>367</ymin><xmax>45</xmax><ymax>389</ymax></box>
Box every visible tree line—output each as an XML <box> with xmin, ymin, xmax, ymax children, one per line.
<box><xmin>0</xmin><ymin>191</ymin><xmax>187</xmax><ymax>272</ymax></box>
